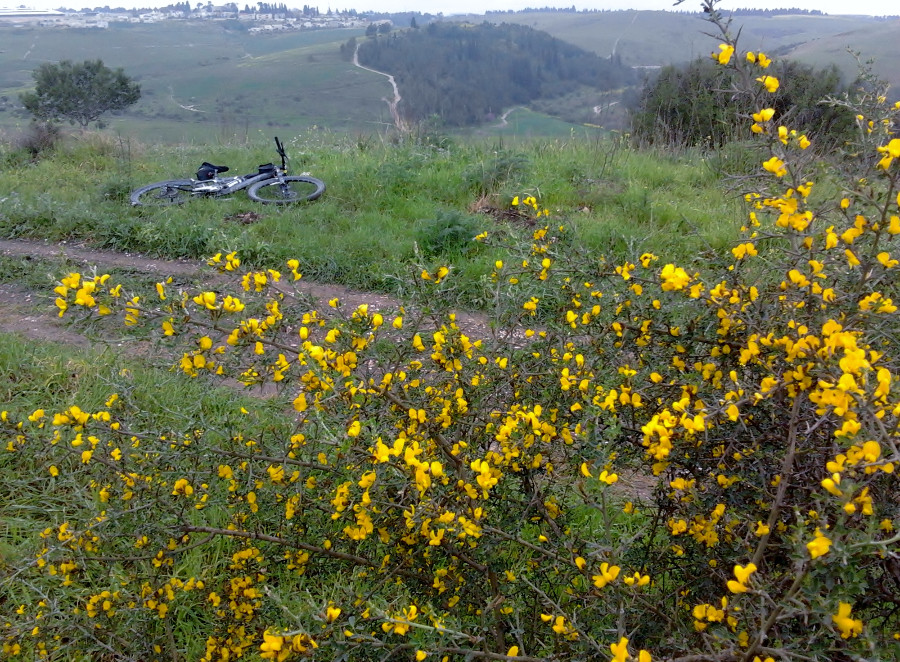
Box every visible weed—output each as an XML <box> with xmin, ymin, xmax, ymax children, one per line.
<box><xmin>462</xmin><ymin>149</ymin><xmax>532</xmax><ymax>196</ymax></box>
<box><xmin>416</xmin><ymin>210</ymin><xmax>484</xmax><ymax>257</ymax></box>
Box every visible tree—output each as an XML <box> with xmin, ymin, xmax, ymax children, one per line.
<box><xmin>630</xmin><ymin>55</ymin><xmax>853</xmax><ymax>148</ymax></box>
<box><xmin>20</xmin><ymin>59</ymin><xmax>141</xmax><ymax>129</ymax></box>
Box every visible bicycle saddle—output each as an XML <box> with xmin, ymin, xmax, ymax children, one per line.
<box><xmin>197</xmin><ymin>162</ymin><xmax>230</xmax><ymax>181</ymax></box>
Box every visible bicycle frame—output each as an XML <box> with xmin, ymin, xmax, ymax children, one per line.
<box><xmin>188</xmin><ymin>168</ymin><xmax>283</xmax><ymax>197</ymax></box>
<box><xmin>131</xmin><ymin>137</ymin><xmax>325</xmax><ymax>206</ymax></box>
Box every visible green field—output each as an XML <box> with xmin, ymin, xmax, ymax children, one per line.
<box><xmin>2</xmin><ymin>10</ymin><xmax>898</xmax><ymax>142</ymax></box>
<box><xmin>2</xmin><ymin>7</ymin><xmax>900</xmax><ymax>655</ymax></box>
<box><xmin>480</xmin><ymin>11</ymin><xmax>900</xmax><ymax>95</ymax></box>
<box><xmin>0</xmin><ymin>22</ymin><xmax>386</xmax><ymax>141</ymax></box>
<box><xmin>479</xmin><ymin>11</ymin><xmax>882</xmax><ymax>64</ymax></box>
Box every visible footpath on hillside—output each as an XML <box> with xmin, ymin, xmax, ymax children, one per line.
<box><xmin>0</xmin><ymin>237</ymin><xmax>492</xmax><ymax>343</ymax></box>
<box><xmin>352</xmin><ymin>44</ymin><xmax>406</xmax><ymax>133</ymax></box>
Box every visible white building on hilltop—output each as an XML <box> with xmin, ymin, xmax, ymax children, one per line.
<box><xmin>0</xmin><ymin>6</ymin><xmax>65</xmax><ymax>23</ymax></box>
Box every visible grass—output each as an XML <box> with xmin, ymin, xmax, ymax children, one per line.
<box><xmin>1</xmin><ymin>17</ymin><xmax>896</xmax><ymax>660</ymax></box>
<box><xmin>0</xmin><ymin>332</ymin><xmax>299</xmax><ymax>659</ymax></box>
<box><xmin>0</xmin><ymin>22</ymin><xmax>383</xmax><ymax>141</ymax></box>
<box><xmin>3</xmin><ymin>11</ymin><xmax>895</xmax><ymax>143</ymax></box>
<box><xmin>479</xmin><ymin>10</ymin><xmax>888</xmax><ymax>67</ymax></box>
<box><xmin>0</xmin><ymin>130</ymin><xmax>744</xmax><ymax>310</ymax></box>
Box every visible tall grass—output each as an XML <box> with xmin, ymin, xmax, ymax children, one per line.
<box><xmin>0</xmin><ymin>129</ymin><xmax>743</xmax><ymax>309</ymax></box>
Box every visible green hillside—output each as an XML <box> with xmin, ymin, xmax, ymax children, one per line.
<box><xmin>355</xmin><ymin>22</ymin><xmax>636</xmax><ymax>127</ymax></box>
<box><xmin>0</xmin><ymin>22</ymin><xmax>386</xmax><ymax>141</ymax></box>
<box><xmin>479</xmin><ymin>11</ymin><xmax>886</xmax><ymax>67</ymax></box>
<box><xmin>1</xmin><ymin>11</ymin><xmax>897</xmax><ymax>141</ymax></box>
<box><xmin>782</xmin><ymin>19</ymin><xmax>900</xmax><ymax>94</ymax></box>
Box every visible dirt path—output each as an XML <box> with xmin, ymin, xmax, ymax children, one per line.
<box><xmin>0</xmin><ymin>237</ymin><xmax>491</xmax><ymax>342</ymax></box>
<box><xmin>353</xmin><ymin>43</ymin><xmax>406</xmax><ymax>133</ymax></box>
<box><xmin>0</xmin><ymin>239</ymin><xmax>655</xmax><ymax>498</ymax></box>
<box><xmin>495</xmin><ymin>107</ymin><xmax>524</xmax><ymax>128</ymax></box>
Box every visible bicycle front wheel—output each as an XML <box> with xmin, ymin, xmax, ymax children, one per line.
<box><xmin>247</xmin><ymin>176</ymin><xmax>325</xmax><ymax>204</ymax></box>
<box><xmin>130</xmin><ymin>180</ymin><xmax>195</xmax><ymax>207</ymax></box>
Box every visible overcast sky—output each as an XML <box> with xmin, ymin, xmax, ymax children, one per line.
<box><xmin>13</xmin><ymin>1</ymin><xmax>899</xmax><ymax>17</ymax></box>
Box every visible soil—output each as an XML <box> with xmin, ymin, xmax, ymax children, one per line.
<box><xmin>0</xmin><ymin>237</ymin><xmax>656</xmax><ymax>499</ymax></box>
<box><xmin>0</xmin><ymin>237</ymin><xmax>492</xmax><ymax>343</ymax></box>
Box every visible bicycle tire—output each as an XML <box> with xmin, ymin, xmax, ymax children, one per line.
<box><xmin>130</xmin><ymin>180</ymin><xmax>195</xmax><ymax>207</ymax></box>
<box><xmin>247</xmin><ymin>176</ymin><xmax>325</xmax><ymax>204</ymax></box>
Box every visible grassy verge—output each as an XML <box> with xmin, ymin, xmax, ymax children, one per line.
<box><xmin>0</xmin><ymin>130</ymin><xmax>742</xmax><ymax>311</ymax></box>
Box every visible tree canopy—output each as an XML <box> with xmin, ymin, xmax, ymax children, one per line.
<box><xmin>630</xmin><ymin>56</ymin><xmax>853</xmax><ymax>148</ymax></box>
<box><xmin>352</xmin><ymin>22</ymin><xmax>637</xmax><ymax>127</ymax></box>
<box><xmin>20</xmin><ymin>59</ymin><xmax>141</xmax><ymax>129</ymax></box>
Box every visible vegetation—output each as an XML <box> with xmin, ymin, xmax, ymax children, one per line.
<box><xmin>0</xmin><ymin>130</ymin><xmax>739</xmax><ymax>306</ymax></box>
<box><xmin>1</xmin><ymin>2</ymin><xmax>900</xmax><ymax>660</ymax></box>
<box><xmin>0</xmin><ymin>23</ymin><xmax>378</xmax><ymax>142</ymax></box>
<box><xmin>631</xmin><ymin>56</ymin><xmax>854</xmax><ymax>148</ymax></box>
<box><xmin>354</xmin><ymin>22</ymin><xmax>637</xmax><ymax>127</ymax></box>
<box><xmin>2</xmin><ymin>11</ymin><xmax>897</xmax><ymax>141</ymax></box>
<box><xmin>20</xmin><ymin>60</ymin><xmax>141</xmax><ymax>129</ymax></box>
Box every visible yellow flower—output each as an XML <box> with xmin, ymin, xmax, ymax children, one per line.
<box><xmin>325</xmin><ymin>605</ymin><xmax>341</xmax><ymax>622</ymax></box>
<box><xmin>259</xmin><ymin>631</ymin><xmax>285</xmax><ymax>657</ymax></box>
<box><xmin>592</xmin><ymin>562</ymin><xmax>620</xmax><ymax>589</ymax></box>
<box><xmin>192</xmin><ymin>291</ymin><xmax>217</xmax><ymax>310</ymax></box>
<box><xmin>171</xmin><ymin>478</ymin><xmax>194</xmax><ymax>497</ymax></box>
<box><xmin>832</xmin><ymin>602</ymin><xmax>863</xmax><ymax>639</ymax></box>
<box><xmin>881</xmin><ymin>138</ymin><xmax>900</xmax><ymax>158</ymax></box>
<box><xmin>734</xmin><ymin>562</ymin><xmax>756</xmax><ymax>584</ymax></box>
<box><xmin>726</xmin><ymin>562</ymin><xmax>756</xmax><ymax>594</ymax></box>
<box><xmin>756</xmin><ymin>75</ymin><xmax>779</xmax><ymax>93</ymax></box>
<box><xmin>598</xmin><ymin>470</ymin><xmax>619</xmax><ymax>485</ymax></box>
<box><xmin>807</xmin><ymin>528</ymin><xmax>832</xmax><ymax>559</ymax></box>
<box><xmin>732</xmin><ymin>242</ymin><xmax>758</xmax><ymax>259</ymax></box>
<box><xmin>752</xmin><ymin>108</ymin><xmax>775</xmax><ymax>123</ymax></box>
<box><xmin>876</xmin><ymin>138</ymin><xmax>900</xmax><ymax>169</ymax></box>
<box><xmin>610</xmin><ymin>636</ymin><xmax>630</xmax><ymax>662</ymax></box>
<box><xmin>713</xmin><ymin>43</ymin><xmax>734</xmax><ymax>65</ymax></box>
<box><xmin>762</xmin><ymin>156</ymin><xmax>787</xmax><ymax>177</ymax></box>
<box><xmin>660</xmin><ymin>264</ymin><xmax>690</xmax><ymax>291</ymax></box>
<box><xmin>347</xmin><ymin>420</ymin><xmax>361</xmax><ymax>437</ymax></box>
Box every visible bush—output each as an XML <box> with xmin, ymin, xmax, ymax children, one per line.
<box><xmin>416</xmin><ymin>210</ymin><xmax>483</xmax><ymax>257</ymax></box>
<box><xmin>2</xmin><ymin>3</ymin><xmax>899</xmax><ymax>660</ymax></box>
<box><xmin>20</xmin><ymin>59</ymin><xmax>141</xmax><ymax>129</ymax></box>
<box><xmin>10</xmin><ymin>121</ymin><xmax>63</xmax><ymax>161</ymax></box>
<box><xmin>631</xmin><ymin>52</ymin><xmax>854</xmax><ymax>150</ymax></box>
<box><xmin>463</xmin><ymin>150</ymin><xmax>531</xmax><ymax>196</ymax></box>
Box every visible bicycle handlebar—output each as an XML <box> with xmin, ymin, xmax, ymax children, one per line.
<box><xmin>274</xmin><ymin>137</ymin><xmax>287</xmax><ymax>170</ymax></box>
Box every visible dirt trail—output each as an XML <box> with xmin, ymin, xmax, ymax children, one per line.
<box><xmin>0</xmin><ymin>239</ymin><xmax>656</xmax><ymax>498</ymax></box>
<box><xmin>0</xmin><ymin>237</ymin><xmax>491</xmax><ymax>342</ymax></box>
<box><xmin>495</xmin><ymin>107</ymin><xmax>524</xmax><ymax>128</ymax></box>
<box><xmin>352</xmin><ymin>44</ymin><xmax>406</xmax><ymax>133</ymax></box>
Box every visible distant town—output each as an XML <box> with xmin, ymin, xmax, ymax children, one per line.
<box><xmin>2</xmin><ymin>4</ymin><xmax>897</xmax><ymax>33</ymax></box>
<box><xmin>0</xmin><ymin>4</ymin><xmax>380</xmax><ymax>31</ymax></box>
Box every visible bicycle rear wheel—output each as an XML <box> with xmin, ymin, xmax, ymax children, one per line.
<box><xmin>247</xmin><ymin>176</ymin><xmax>325</xmax><ymax>204</ymax></box>
<box><xmin>131</xmin><ymin>180</ymin><xmax>195</xmax><ymax>207</ymax></box>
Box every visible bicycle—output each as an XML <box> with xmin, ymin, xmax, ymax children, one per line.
<box><xmin>130</xmin><ymin>137</ymin><xmax>325</xmax><ymax>207</ymax></box>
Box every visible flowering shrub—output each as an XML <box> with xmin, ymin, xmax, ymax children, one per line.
<box><xmin>2</xmin><ymin>3</ymin><xmax>899</xmax><ymax>660</ymax></box>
